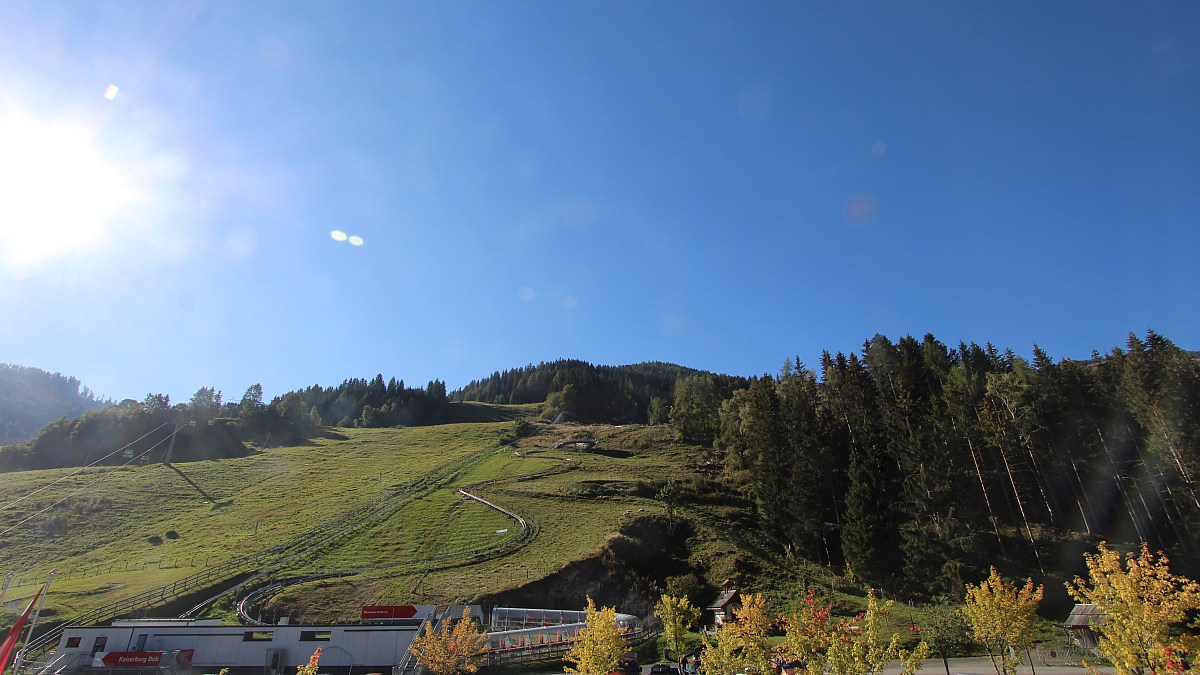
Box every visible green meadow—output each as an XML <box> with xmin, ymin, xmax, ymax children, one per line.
<box><xmin>0</xmin><ymin>406</ymin><xmax>728</xmax><ymax>626</ymax></box>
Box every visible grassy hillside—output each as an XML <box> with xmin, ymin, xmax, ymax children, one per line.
<box><xmin>0</xmin><ymin>412</ymin><xmax>516</xmax><ymax>621</ymax></box>
<box><xmin>1</xmin><ymin>404</ymin><xmax>746</xmax><ymax>626</ymax></box>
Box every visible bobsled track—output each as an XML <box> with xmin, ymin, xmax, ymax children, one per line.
<box><xmin>484</xmin><ymin>606</ymin><xmax>646</xmax><ymax>666</ymax></box>
<box><xmin>21</xmin><ymin>440</ymin><xmax>585</xmax><ymax>666</ymax></box>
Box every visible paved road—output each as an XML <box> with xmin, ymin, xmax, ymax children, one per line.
<box><xmin>627</xmin><ymin>657</ymin><xmax>1113</xmax><ymax>675</ymax></box>
<box><xmin>882</xmin><ymin>656</ymin><xmax>1112</xmax><ymax>675</ymax></box>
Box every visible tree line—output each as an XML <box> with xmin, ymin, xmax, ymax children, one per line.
<box><xmin>0</xmin><ymin>374</ymin><xmax>449</xmax><ymax>471</ymax></box>
<box><xmin>452</xmin><ymin>359</ymin><xmax>747</xmax><ymax>423</ymax></box>
<box><xmin>670</xmin><ymin>330</ymin><xmax>1200</xmax><ymax>599</ymax></box>
<box><xmin>0</xmin><ymin>364</ymin><xmax>107</xmax><ymax>446</ymax></box>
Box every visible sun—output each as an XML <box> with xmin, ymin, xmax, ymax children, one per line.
<box><xmin>0</xmin><ymin>111</ymin><xmax>140</xmax><ymax>278</ymax></box>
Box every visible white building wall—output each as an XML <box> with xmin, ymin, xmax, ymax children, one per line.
<box><xmin>54</xmin><ymin>614</ymin><xmax>435</xmax><ymax>674</ymax></box>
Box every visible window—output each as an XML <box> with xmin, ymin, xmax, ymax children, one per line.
<box><xmin>65</xmin><ymin>637</ymin><xmax>81</xmax><ymax>648</ymax></box>
<box><xmin>299</xmin><ymin>631</ymin><xmax>331</xmax><ymax>642</ymax></box>
<box><xmin>243</xmin><ymin>631</ymin><xmax>274</xmax><ymax>642</ymax></box>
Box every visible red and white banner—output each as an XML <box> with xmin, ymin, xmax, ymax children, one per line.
<box><xmin>94</xmin><ymin>652</ymin><xmax>166</xmax><ymax>668</ymax></box>
<box><xmin>0</xmin><ymin>585</ymin><xmax>44</xmax><ymax>673</ymax></box>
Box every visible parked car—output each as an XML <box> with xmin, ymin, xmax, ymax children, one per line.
<box><xmin>617</xmin><ymin>652</ymin><xmax>639</xmax><ymax>675</ymax></box>
<box><xmin>650</xmin><ymin>664</ymin><xmax>680</xmax><ymax>675</ymax></box>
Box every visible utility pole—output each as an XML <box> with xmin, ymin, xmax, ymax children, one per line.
<box><xmin>0</xmin><ymin>571</ymin><xmax>12</xmax><ymax>606</ymax></box>
<box><xmin>162</xmin><ymin>421</ymin><xmax>194</xmax><ymax>466</ymax></box>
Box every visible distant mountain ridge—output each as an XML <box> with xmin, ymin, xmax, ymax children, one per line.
<box><xmin>0</xmin><ymin>364</ymin><xmax>107</xmax><ymax>445</ymax></box>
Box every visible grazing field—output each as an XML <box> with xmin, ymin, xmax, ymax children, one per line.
<box><xmin>255</xmin><ymin>423</ymin><xmax>711</xmax><ymax>620</ymax></box>
<box><xmin>0</xmin><ymin>421</ymin><xmax>513</xmax><ymax>620</ymax></box>
<box><xmin>0</xmin><ymin>410</ymin><xmax>732</xmax><ymax>626</ymax></box>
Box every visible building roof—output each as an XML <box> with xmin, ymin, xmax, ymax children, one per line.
<box><xmin>1064</xmin><ymin>604</ymin><xmax>1106</xmax><ymax>627</ymax></box>
<box><xmin>707</xmin><ymin>590</ymin><xmax>740</xmax><ymax>611</ymax></box>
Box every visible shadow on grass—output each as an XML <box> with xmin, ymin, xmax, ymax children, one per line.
<box><xmin>429</xmin><ymin>402</ymin><xmax>538</xmax><ymax>424</ymax></box>
<box><xmin>587</xmin><ymin>448</ymin><xmax>632</xmax><ymax>459</ymax></box>
<box><xmin>168</xmin><ymin>464</ymin><xmax>219</xmax><ymax>503</ymax></box>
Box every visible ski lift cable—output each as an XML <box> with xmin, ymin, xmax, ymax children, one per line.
<box><xmin>0</xmin><ymin>489</ymin><xmax>82</xmax><ymax>538</ymax></box>
<box><xmin>0</xmin><ymin>431</ymin><xmax>180</xmax><ymax>539</ymax></box>
<box><xmin>0</xmin><ymin>421</ymin><xmax>174</xmax><ymax>513</ymax></box>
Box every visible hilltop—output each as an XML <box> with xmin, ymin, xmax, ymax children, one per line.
<box><xmin>0</xmin><ymin>365</ymin><xmax>106</xmax><ymax>446</ymax></box>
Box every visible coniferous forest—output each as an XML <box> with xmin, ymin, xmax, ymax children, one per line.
<box><xmin>671</xmin><ymin>331</ymin><xmax>1200</xmax><ymax>601</ymax></box>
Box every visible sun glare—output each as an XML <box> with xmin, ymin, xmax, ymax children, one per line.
<box><xmin>0</xmin><ymin>112</ymin><xmax>140</xmax><ymax>278</ymax></box>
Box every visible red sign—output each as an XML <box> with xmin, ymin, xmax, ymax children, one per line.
<box><xmin>361</xmin><ymin>605</ymin><xmax>417</xmax><ymax>620</ymax></box>
<box><xmin>100</xmin><ymin>652</ymin><xmax>165</xmax><ymax>668</ymax></box>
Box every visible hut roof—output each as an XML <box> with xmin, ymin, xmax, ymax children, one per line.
<box><xmin>707</xmin><ymin>590</ymin><xmax>740</xmax><ymax>611</ymax></box>
<box><xmin>1064</xmin><ymin>604</ymin><xmax>1106</xmax><ymax>627</ymax></box>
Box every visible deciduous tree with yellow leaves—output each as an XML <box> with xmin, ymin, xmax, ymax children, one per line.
<box><xmin>408</xmin><ymin>608</ymin><xmax>488</xmax><ymax>675</ymax></box>
<box><xmin>655</xmin><ymin>593</ymin><xmax>701</xmax><ymax>659</ymax></box>
<box><xmin>565</xmin><ymin>597</ymin><xmax>627</xmax><ymax>675</ymax></box>
<box><xmin>780</xmin><ymin>589</ymin><xmax>839</xmax><ymax>674</ymax></box>
<box><xmin>825</xmin><ymin>590</ymin><xmax>928</xmax><ymax>675</ymax></box>
<box><xmin>1066</xmin><ymin>542</ymin><xmax>1200</xmax><ymax>675</ymax></box>
<box><xmin>960</xmin><ymin>568</ymin><xmax>1043</xmax><ymax>675</ymax></box>
<box><xmin>699</xmin><ymin>593</ymin><xmax>773</xmax><ymax>675</ymax></box>
<box><xmin>296</xmin><ymin>648</ymin><xmax>321</xmax><ymax>675</ymax></box>
<box><xmin>779</xmin><ymin>589</ymin><xmax>927</xmax><ymax>675</ymax></box>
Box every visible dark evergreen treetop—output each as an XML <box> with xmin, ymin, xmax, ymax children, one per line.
<box><xmin>452</xmin><ymin>359</ymin><xmax>748</xmax><ymax>423</ymax></box>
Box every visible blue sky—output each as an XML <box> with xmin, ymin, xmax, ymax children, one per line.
<box><xmin>1</xmin><ymin>2</ymin><xmax>1197</xmax><ymax>405</ymax></box>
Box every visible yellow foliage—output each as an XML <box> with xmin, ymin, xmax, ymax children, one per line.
<box><xmin>781</xmin><ymin>589</ymin><xmax>839</xmax><ymax>672</ymax></box>
<box><xmin>961</xmin><ymin>568</ymin><xmax>1043</xmax><ymax>675</ymax></box>
<box><xmin>296</xmin><ymin>648</ymin><xmax>322</xmax><ymax>675</ymax></box>
<box><xmin>699</xmin><ymin>626</ymin><xmax>743</xmax><ymax>675</ymax></box>
<box><xmin>780</xmin><ymin>589</ymin><xmax>927</xmax><ymax>675</ymax></box>
<box><xmin>1066</xmin><ymin>542</ymin><xmax>1200</xmax><ymax>675</ymax></box>
<box><xmin>699</xmin><ymin>593</ymin><xmax>772</xmax><ymax>675</ymax></box>
<box><xmin>655</xmin><ymin>594</ymin><xmax>701</xmax><ymax>659</ymax></box>
<box><xmin>409</xmin><ymin>608</ymin><xmax>489</xmax><ymax>675</ymax></box>
<box><xmin>565</xmin><ymin>597</ymin><xmax>627</xmax><ymax>675</ymax></box>
<box><xmin>826</xmin><ymin>591</ymin><xmax>928</xmax><ymax>675</ymax></box>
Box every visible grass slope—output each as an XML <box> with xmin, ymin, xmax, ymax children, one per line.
<box><xmin>0</xmin><ymin>421</ymin><xmax>509</xmax><ymax>621</ymax></box>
